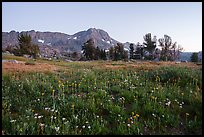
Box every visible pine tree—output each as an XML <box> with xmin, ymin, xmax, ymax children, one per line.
<box><xmin>143</xmin><ymin>33</ymin><xmax>156</xmax><ymax>60</ymax></box>
<box><xmin>15</xmin><ymin>33</ymin><xmax>40</xmax><ymax>58</ymax></box>
<box><xmin>129</xmin><ymin>43</ymin><xmax>134</xmax><ymax>59</ymax></box>
<box><xmin>191</xmin><ymin>52</ymin><xmax>198</xmax><ymax>62</ymax></box>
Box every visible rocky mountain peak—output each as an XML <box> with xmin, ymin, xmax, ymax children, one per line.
<box><xmin>2</xmin><ymin>28</ymin><xmax>120</xmax><ymax>56</ymax></box>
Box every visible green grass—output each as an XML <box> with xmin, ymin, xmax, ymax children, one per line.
<box><xmin>2</xmin><ymin>57</ymin><xmax>202</xmax><ymax>135</ymax></box>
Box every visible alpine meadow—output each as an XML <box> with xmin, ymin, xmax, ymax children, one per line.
<box><xmin>2</xmin><ymin>2</ymin><xmax>202</xmax><ymax>135</ymax></box>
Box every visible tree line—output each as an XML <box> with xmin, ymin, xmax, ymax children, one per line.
<box><xmin>82</xmin><ymin>33</ymin><xmax>184</xmax><ymax>61</ymax></box>
<box><xmin>4</xmin><ymin>33</ymin><xmax>201</xmax><ymax>62</ymax></box>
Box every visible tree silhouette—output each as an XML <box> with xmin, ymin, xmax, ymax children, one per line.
<box><xmin>143</xmin><ymin>33</ymin><xmax>156</xmax><ymax>60</ymax></box>
<box><xmin>82</xmin><ymin>38</ymin><xmax>95</xmax><ymax>60</ymax></box>
<box><xmin>129</xmin><ymin>43</ymin><xmax>134</xmax><ymax>59</ymax></box>
<box><xmin>158</xmin><ymin>35</ymin><xmax>183</xmax><ymax>61</ymax></box>
<box><xmin>191</xmin><ymin>52</ymin><xmax>198</xmax><ymax>62</ymax></box>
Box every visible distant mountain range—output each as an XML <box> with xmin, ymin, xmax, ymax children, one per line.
<box><xmin>2</xmin><ymin>28</ymin><xmax>119</xmax><ymax>54</ymax></box>
<box><xmin>2</xmin><ymin>28</ymin><xmax>202</xmax><ymax>61</ymax></box>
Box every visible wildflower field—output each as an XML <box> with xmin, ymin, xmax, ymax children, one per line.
<box><xmin>2</xmin><ymin>55</ymin><xmax>202</xmax><ymax>135</ymax></box>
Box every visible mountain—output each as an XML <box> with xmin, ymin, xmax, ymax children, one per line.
<box><xmin>178</xmin><ymin>52</ymin><xmax>192</xmax><ymax>61</ymax></box>
<box><xmin>2</xmin><ymin>28</ymin><xmax>119</xmax><ymax>57</ymax></box>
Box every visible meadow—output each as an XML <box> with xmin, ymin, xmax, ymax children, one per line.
<box><xmin>2</xmin><ymin>55</ymin><xmax>202</xmax><ymax>135</ymax></box>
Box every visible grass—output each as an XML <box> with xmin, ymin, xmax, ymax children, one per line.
<box><xmin>2</xmin><ymin>55</ymin><xmax>202</xmax><ymax>135</ymax></box>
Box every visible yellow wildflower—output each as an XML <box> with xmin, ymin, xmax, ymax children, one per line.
<box><xmin>132</xmin><ymin>112</ymin><xmax>134</xmax><ymax>116</ymax></box>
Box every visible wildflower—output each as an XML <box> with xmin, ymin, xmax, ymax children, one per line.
<box><xmin>39</xmin><ymin>123</ymin><xmax>45</xmax><ymax>128</ymax></box>
<box><xmin>165</xmin><ymin>101</ymin><xmax>171</xmax><ymax>106</ymax></box>
<box><xmin>62</xmin><ymin>118</ymin><xmax>66</xmax><ymax>121</ymax></box>
<box><xmin>82</xmin><ymin>125</ymin><xmax>85</xmax><ymax>128</ymax></box>
<box><xmin>52</xmin><ymin>90</ymin><xmax>55</xmax><ymax>96</ymax></box>
<box><xmin>136</xmin><ymin>114</ymin><xmax>139</xmax><ymax>117</ymax></box>
<box><xmin>55</xmin><ymin>126</ymin><xmax>60</xmax><ymax>132</ymax></box>
<box><xmin>71</xmin><ymin>104</ymin><xmax>75</xmax><ymax>109</ymax></box>
<box><xmin>45</xmin><ymin>107</ymin><xmax>49</xmax><ymax>110</ymax></box>
<box><xmin>150</xmin><ymin>96</ymin><xmax>155</xmax><ymax>100</ymax></box>
<box><xmin>96</xmin><ymin>115</ymin><xmax>99</xmax><ymax>118</ymax></box>
<box><xmin>132</xmin><ymin>112</ymin><xmax>134</xmax><ymax>116</ymax></box>
<box><xmin>51</xmin><ymin>109</ymin><xmax>55</xmax><ymax>112</ymax></box>
<box><xmin>118</xmin><ymin>114</ymin><xmax>121</xmax><ymax>117</ymax></box>
<box><xmin>127</xmin><ymin>124</ymin><xmax>131</xmax><ymax>127</ymax></box>
<box><xmin>152</xmin><ymin>113</ymin><xmax>156</xmax><ymax>117</ymax></box>
<box><xmin>85</xmin><ymin>121</ymin><xmax>89</xmax><ymax>124</ymax></box>
<box><xmin>10</xmin><ymin>119</ymin><xmax>16</xmax><ymax>123</ymax></box>
<box><xmin>88</xmin><ymin>126</ymin><xmax>91</xmax><ymax>129</ymax></box>
<box><xmin>42</xmin><ymin>92</ymin><xmax>45</xmax><ymax>96</ymax></box>
<box><xmin>37</xmin><ymin>98</ymin><xmax>40</xmax><ymax>101</ymax></box>
<box><xmin>38</xmin><ymin>115</ymin><xmax>43</xmax><ymax>119</ymax></box>
<box><xmin>162</xmin><ymin>115</ymin><xmax>164</xmax><ymax>118</ymax></box>
<box><xmin>186</xmin><ymin>113</ymin><xmax>189</xmax><ymax>116</ymax></box>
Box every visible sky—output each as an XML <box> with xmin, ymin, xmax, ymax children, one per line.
<box><xmin>2</xmin><ymin>2</ymin><xmax>202</xmax><ymax>52</ymax></box>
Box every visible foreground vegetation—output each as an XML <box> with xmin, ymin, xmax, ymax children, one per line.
<box><xmin>2</xmin><ymin>56</ymin><xmax>202</xmax><ymax>135</ymax></box>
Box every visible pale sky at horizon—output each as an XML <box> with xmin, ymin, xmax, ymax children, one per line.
<box><xmin>2</xmin><ymin>2</ymin><xmax>202</xmax><ymax>52</ymax></box>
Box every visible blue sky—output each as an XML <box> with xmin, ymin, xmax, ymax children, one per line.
<box><xmin>2</xmin><ymin>2</ymin><xmax>202</xmax><ymax>52</ymax></box>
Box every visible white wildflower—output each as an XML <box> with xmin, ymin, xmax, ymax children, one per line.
<box><xmin>38</xmin><ymin>115</ymin><xmax>43</xmax><ymax>119</ymax></box>
<box><xmin>10</xmin><ymin>119</ymin><xmax>16</xmax><ymax>123</ymax></box>
<box><xmin>55</xmin><ymin>126</ymin><xmax>60</xmax><ymax>132</ymax></box>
